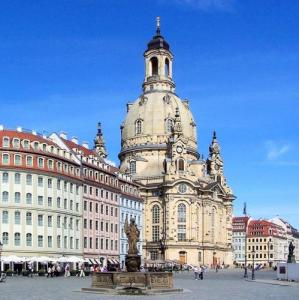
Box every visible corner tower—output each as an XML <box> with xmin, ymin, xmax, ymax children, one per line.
<box><xmin>119</xmin><ymin>18</ymin><xmax>235</xmax><ymax>267</ymax></box>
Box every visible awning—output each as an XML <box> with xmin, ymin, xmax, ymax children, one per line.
<box><xmin>89</xmin><ymin>258</ymin><xmax>97</xmax><ymax>265</ymax></box>
<box><xmin>95</xmin><ymin>259</ymin><xmax>101</xmax><ymax>265</ymax></box>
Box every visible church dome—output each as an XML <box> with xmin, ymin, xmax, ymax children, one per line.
<box><xmin>121</xmin><ymin>91</ymin><xmax>197</xmax><ymax>150</ymax></box>
<box><xmin>147</xmin><ymin>33</ymin><xmax>170</xmax><ymax>51</ymax></box>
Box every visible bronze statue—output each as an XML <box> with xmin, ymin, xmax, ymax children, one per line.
<box><xmin>289</xmin><ymin>241</ymin><xmax>295</xmax><ymax>256</ymax></box>
<box><xmin>124</xmin><ymin>217</ymin><xmax>140</xmax><ymax>255</ymax></box>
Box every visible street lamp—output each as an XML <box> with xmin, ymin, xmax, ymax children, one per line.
<box><xmin>0</xmin><ymin>240</ymin><xmax>3</xmax><ymax>274</ymax></box>
<box><xmin>244</xmin><ymin>231</ymin><xmax>248</xmax><ymax>278</ymax></box>
<box><xmin>251</xmin><ymin>249</ymin><xmax>255</xmax><ymax>280</ymax></box>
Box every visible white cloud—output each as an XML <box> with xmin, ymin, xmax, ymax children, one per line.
<box><xmin>176</xmin><ymin>0</ymin><xmax>235</xmax><ymax>11</ymax></box>
<box><xmin>265</xmin><ymin>140</ymin><xmax>290</xmax><ymax>160</ymax></box>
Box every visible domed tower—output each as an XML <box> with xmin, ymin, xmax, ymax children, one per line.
<box><xmin>119</xmin><ymin>18</ymin><xmax>235</xmax><ymax>267</ymax></box>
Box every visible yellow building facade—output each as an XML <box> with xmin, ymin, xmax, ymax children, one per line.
<box><xmin>119</xmin><ymin>19</ymin><xmax>235</xmax><ymax>266</ymax></box>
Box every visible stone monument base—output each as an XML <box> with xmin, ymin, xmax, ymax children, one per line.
<box><xmin>287</xmin><ymin>255</ymin><xmax>296</xmax><ymax>264</ymax></box>
<box><xmin>277</xmin><ymin>263</ymin><xmax>299</xmax><ymax>281</ymax></box>
<box><xmin>81</xmin><ymin>271</ymin><xmax>183</xmax><ymax>295</ymax></box>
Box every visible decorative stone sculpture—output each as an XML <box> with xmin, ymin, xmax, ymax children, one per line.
<box><xmin>124</xmin><ymin>217</ymin><xmax>141</xmax><ymax>272</ymax></box>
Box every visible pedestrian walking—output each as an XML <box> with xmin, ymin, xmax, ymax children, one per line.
<box><xmin>199</xmin><ymin>265</ymin><xmax>203</xmax><ymax>280</ymax></box>
<box><xmin>79</xmin><ymin>264</ymin><xmax>85</xmax><ymax>277</ymax></box>
<box><xmin>47</xmin><ymin>266</ymin><xmax>52</xmax><ymax>278</ymax></box>
<box><xmin>64</xmin><ymin>264</ymin><xmax>70</xmax><ymax>277</ymax></box>
<box><xmin>193</xmin><ymin>266</ymin><xmax>199</xmax><ymax>280</ymax></box>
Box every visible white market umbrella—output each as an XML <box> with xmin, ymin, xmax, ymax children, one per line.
<box><xmin>36</xmin><ymin>256</ymin><xmax>51</xmax><ymax>263</ymax></box>
<box><xmin>66</xmin><ymin>256</ymin><xmax>84</xmax><ymax>263</ymax></box>
<box><xmin>57</xmin><ymin>257</ymin><xmax>68</xmax><ymax>263</ymax></box>
<box><xmin>2</xmin><ymin>255</ymin><xmax>22</xmax><ymax>263</ymax></box>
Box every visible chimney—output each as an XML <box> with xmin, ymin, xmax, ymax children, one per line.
<box><xmin>71</xmin><ymin>137</ymin><xmax>78</xmax><ymax>144</ymax></box>
<box><xmin>82</xmin><ymin>141</ymin><xmax>89</xmax><ymax>149</ymax></box>
<box><xmin>17</xmin><ymin>126</ymin><xmax>22</xmax><ymax>132</ymax></box>
<box><xmin>0</xmin><ymin>125</ymin><xmax>4</xmax><ymax>131</ymax></box>
<box><xmin>59</xmin><ymin>132</ymin><xmax>67</xmax><ymax>139</ymax></box>
<box><xmin>32</xmin><ymin>130</ymin><xmax>37</xmax><ymax>135</ymax></box>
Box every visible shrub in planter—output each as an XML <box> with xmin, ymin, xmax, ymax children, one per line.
<box><xmin>22</xmin><ymin>269</ymin><xmax>29</xmax><ymax>276</ymax></box>
<box><xmin>38</xmin><ymin>269</ymin><xmax>45</xmax><ymax>276</ymax></box>
<box><xmin>70</xmin><ymin>270</ymin><xmax>78</xmax><ymax>276</ymax></box>
<box><xmin>5</xmin><ymin>269</ymin><xmax>15</xmax><ymax>276</ymax></box>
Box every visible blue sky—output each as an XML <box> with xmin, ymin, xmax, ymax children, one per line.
<box><xmin>0</xmin><ymin>0</ymin><xmax>298</xmax><ymax>227</ymax></box>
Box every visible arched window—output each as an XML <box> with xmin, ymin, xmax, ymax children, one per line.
<box><xmin>2</xmin><ymin>232</ymin><xmax>9</xmax><ymax>245</ymax></box>
<box><xmin>178</xmin><ymin>203</ymin><xmax>186</xmax><ymax>222</ymax></box>
<box><xmin>14</xmin><ymin>232</ymin><xmax>21</xmax><ymax>246</ymax></box>
<box><xmin>13</xmin><ymin>138</ymin><xmax>20</xmax><ymax>148</ymax></box>
<box><xmin>2</xmin><ymin>172</ymin><xmax>9</xmax><ymax>183</ymax></box>
<box><xmin>2</xmin><ymin>211</ymin><xmax>8</xmax><ymax>223</ymax></box>
<box><xmin>152</xmin><ymin>205</ymin><xmax>160</xmax><ymax>242</ymax></box>
<box><xmin>26</xmin><ymin>174</ymin><xmax>32</xmax><ymax>185</ymax></box>
<box><xmin>2</xmin><ymin>191</ymin><xmax>9</xmax><ymax>202</ymax></box>
<box><xmin>15</xmin><ymin>211</ymin><xmax>21</xmax><ymax>224</ymax></box>
<box><xmin>14</xmin><ymin>154</ymin><xmax>21</xmax><ymax>165</ymax></box>
<box><xmin>3</xmin><ymin>137</ymin><xmax>10</xmax><ymax>147</ymax></box>
<box><xmin>135</xmin><ymin>119</ymin><xmax>143</xmax><ymax>135</ymax></box>
<box><xmin>26</xmin><ymin>156</ymin><xmax>33</xmax><ymax>166</ymax></box>
<box><xmin>14</xmin><ymin>192</ymin><xmax>21</xmax><ymax>203</ymax></box>
<box><xmin>150</xmin><ymin>57</ymin><xmax>158</xmax><ymax>76</ymax></box>
<box><xmin>38</xmin><ymin>235</ymin><xmax>43</xmax><ymax>247</ymax></box>
<box><xmin>57</xmin><ymin>235</ymin><xmax>61</xmax><ymax>248</ymax></box>
<box><xmin>2</xmin><ymin>153</ymin><xmax>9</xmax><ymax>164</ymax></box>
<box><xmin>130</xmin><ymin>161</ymin><xmax>136</xmax><ymax>174</ymax></box>
<box><xmin>26</xmin><ymin>212</ymin><xmax>32</xmax><ymax>225</ymax></box>
<box><xmin>26</xmin><ymin>233</ymin><xmax>32</xmax><ymax>246</ymax></box>
<box><xmin>15</xmin><ymin>173</ymin><xmax>21</xmax><ymax>184</ymax></box>
<box><xmin>211</xmin><ymin>207</ymin><xmax>216</xmax><ymax>243</ymax></box>
<box><xmin>178</xmin><ymin>159</ymin><xmax>185</xmax><ymax>172</ymax></box>
<box><xmin>165</xmin><ymin>58</ymin><xmax>170</xmax><ymax>76</ymax></box>
<box><xmin>26</xmin><ymin>193</ymin><xmax>32</xmax><ymax>204</ymax></box>
<box><xmin>166</xmin><ymin>118</ymin><xmax>174</xmax><ymax>133</ymax></box>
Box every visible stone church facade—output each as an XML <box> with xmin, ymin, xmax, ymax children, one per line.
<box><xmin>119</xmin><ymin>19</ymin><xmax>235</xmax><ymax>266</ymax></box>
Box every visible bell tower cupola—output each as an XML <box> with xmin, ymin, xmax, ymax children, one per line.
<box><xmin>143</xmin><ymin>17</ymin><xmax>175</xmax><ymax>93</ymax></box>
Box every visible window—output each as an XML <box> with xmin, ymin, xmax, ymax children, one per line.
<box><xmin>26</xmin><ymin>212</ymin><xmax>32</xmax><ymax>225</ymax></box>
<box><xmin>48</xmin><ymin>216</ymin><xmax>52</xmax><ymax>227</ymax></box>
<box><xmin>106</xmin><ymin>205</ymin><xmax>108</xmax><ymax>215</ymax></box>
<box><xmin>14</xmin><ymin>192</ymin><xmax>21</xmax><ymax>203</ymax></box>
<box><xmin>89</xmin><ymin>202</ymin><xmax>92</xmax><ymax>212</ymax></box>
<box><xmin>38</xmin><ymin>177</ymin><xmax>43</xmax><ymax>187</ymax></box>
<box><xmin>57</xmin><ymin>216</ymin><xmax>61</xmax><ymax>228</ymax></box>
<box><xmin>166</xmin><ymin>118</ymin><xmax>173</xmax><ymax>133</ymax></box>
<box><xmin>48</xmin><ymin>236</ymin><xmax>52</xmax><ymax>247</ymax></box>
<box><xmin>2</xmin><ymin>232</ymin><xmax>8</xmax><ymax>245</ymax></box>
<box><xmin>178</xmin><ymin>159</ymin><xmax>185</xmax><ymax>171</ymax></box>
<box><xmin>89</xmin><ymin>238</ymin><xmax>92</xmax><ymax>249</ymax></box>
<box><xmin>152</xmin><ymin>225</ymin><xmax>160</xmax><ymax>242</ymax></box>
<box><xmin>15</xmin><ymin>173</ymin><xmax>21</xmax><ymax>184</ymax></box>
<box><xmin>26</xmin><ymin>233</ymin><xmax>32</xmax><ymax>246</ymax></box>
<box><xmin>130</xmin><ymin>161</ymin><xmax>136</xmax><ymax>174</ymax></box>
<box><xmin>26</xmin><ymin>174</ymin><xmax>32</xmax><ymax>185</ymax></box>
<box><xmin>38</xmin><ymin>157</ymin><xmax>44</xmax><ymax>168</ymax></box>
<box><xmin>13</xmin><ymin>138</ymin><xmax>20</xmax><ymax>148</ymax></box>
<box><xmin>211</xmin><ymin>207</ymin><xmax>216</xmax><ymax>243</ymax></box>
<box><xmin>15</xmin><ymin>211</ymin><xmax>21</xmax><ymax>224</ymax></box>
<box><xmin>135</xmin><ymin>119</ymin><xmax>143</xmax><ymax>135</ymax></box>
<box><xmin>2</xmin><ymin>172</ymin><xmax>9</xmax><ymax>183</ymax></box>
<box><xmin>3</xmin><ymin>137</ymin><xmax>9</xmax><ymax>147</ymax></box>
<box><xmin>2</xmin><ymin>211</ymin><xmax>8</xmax><ymax>223</ymax></box>
<box><xmin>14</xmin><ymin>155</ymin><xmax>21</xmax><ymax>165</ymax></box>
<box><xmin>152</xmin><ymin>205</ymin><xmax>160</xmax><ymax>224</ymax></box>
<box><xmin>26</xmin><ymin>193</ymin><xmax>32</xmax><ymax>204</ymax></box>
<box><xmin>106</xmin><ymin>239</ymin><xmax>108</xmax><ymax>250</ymax></box>
<box><xmin>150</xmin><ymin>251</ymin><xmax>159</xmax><ymax>261</ymax></box>
<box><xmin>26</xmin><ymin>156</ymin><xmax>33</xmax><ymax>166</ymax></box>
<box><xmin>165</xmin><ymin>58</ymin><xmax>170</xmax><ymax>76</ymax></box>
<box><xmin>48</xmin><ymin>160</ymin><xmax>54</xmax><ymax>170</ymax></box>
<box><xmin>57</xmin><ymin>197</ymin><xmax>61</xmax><ymax>208</ymax></box>
<box><xmin>48</xmin><ymin>178</ymin><xmax>52</xmax><ymax>188</ymax></box>
<box><xmin>111</xmin><ymin>207</ymin><xmax>113</xmax><ymax>216</ymax></box>
<box><xmin>84</xmin><ymin>219</ymin><xmax>87</xmax><ymax>229</ymax></box>
<box><xmin>178</xmin><ymin>224</ymin><xmax>186</xmax><ymax>241</ymax></box>
<box><xmin>38</xmin><ymin>214</ymin><xmax>43</xmax><ymax>226</ymax></box>
<box><xmin>2</xmin><ymin>191</ymin><xmax>9</xmax><ymax>203</ymax></box>
<box><xmin>48</xmin><ymin>197</ymin><xmax>52</xmax><ymax>207</ymax></box>
<box><xmin>89</xmin><ymin>220</ymin><xmax>92</xmax><ymax>229</ymax></box>
<box><xmin>14</xmin><ymin>232</ymin><xmax>21</xmax><ymax>246</ymax></box>
<box><xmin>38</xmin><ymin>196</ymin><xmax>43</xmax><ymax>205</ymax></box>
<box><xmin>2</xmin><ymin>153</ymin><xmax>9</xmax><ymax>164</ymax></box>
<box><xmin>64</xmin><ymin>236</ymin><xmax>67</xmax><ymax>248</ymax></box>
<box><xmin>38</xmin><ymin>235</ymin><xmax>43</xmax><ymax>247</ymax></box>
<box><xmin>150</xmin><ymin>56</ymin><xmax>158</xmax><ymax>75</ymax></box>
<box><xmin>23</xmin><ymin>140</ymin><xmax>30</xmax><ymax>149</ymax></box>
<box><xmin>57</xmin><ymin>235</ymin><xmax>61</xmax><ymax>248</ymax></box>
<box><xmin>178</xmin><ymin>203</ymin><xmax>186</xmax><ymax>222</ymax></box>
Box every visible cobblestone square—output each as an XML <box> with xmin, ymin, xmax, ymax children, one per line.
<box><xmin>2</xmin><ymin>269</ymin><xmax>299</xmax><ymax>300</ymax></box>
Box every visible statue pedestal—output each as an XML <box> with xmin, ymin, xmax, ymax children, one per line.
<box><xmin>125</xmin><ymin>254</ymin><xmax>141</xmax><ymax>272</ymax></box>
<box><xmin>287</xmin><ymin>255</ymin><xmax>296</xmax><ymax>263</ymax></box>
<box><xmin>81</xmin><ymin>271</ymin><xmax>183</xmax><ymax>295</ymax></box>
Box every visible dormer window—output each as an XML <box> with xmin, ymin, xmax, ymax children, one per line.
<box><xmin>23</xmin><ymin>140</ymin><xmax>30</xmax><ymax>149</ymax></box>
<box><xmin>2</xmin><ymin>137</ymin><xmax>9</xmax><ymax>147</ymax></box>
<box><xmin>135</xmin><ymin>119</ymin><xmax>143</xmax><ymax>135</ymax></box>
<box><xmin>13</xmin><ymin>138</ymin><xmax>20</xmax><ymax>148</ymax></box>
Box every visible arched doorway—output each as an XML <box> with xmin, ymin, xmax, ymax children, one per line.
<box><xmin>179</xmin><ymin>251</ymin><xmax>186</xmax><ymax>265</ymax></box>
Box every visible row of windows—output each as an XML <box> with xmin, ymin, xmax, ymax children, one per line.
<box><xmin>134</xmin><ymin>118</ymin><xmax>174</xmax><ymax>135</ymax></box>
<box><xmin>248</xmin><ymin>245</ymin><xmax>273</xmax><ymax>251</ymax></box>
<box><xmin>83</xmin><ymin>219</ymin><xmax>118</xmax><ymax>233</ymax></box>
<box><xmin>83</xmin><ymin>186</ymin><xmax>118</xmax><ymax>201</ymax></box>
<box><xmin>1</xmin><ymin>192</ymin><xmax>79</xmax><ymax>211</ymax></box>
<box><xmin>121</xmin><ymin>213</ymin><xmax>141</xmax><ymax>225</ymax></box>
<box><xmin>1</xmin><ymin>232</ymin><xmax>79</xmax><ymax>249</ymax></box>
<box><xmin>1</xmin><ymin>172</ymin><xmax>80</xmax><ymax>194</ymax></box>
<box><xmin>120</xmin><ymin>198</ymin><xmax>141</xmax><ymax>210</ymax></box>
<box><xmin>2</xmin><ymin>137</ymin><xmax>75</xmax><ymax>161</ymax></box>
<box><xmin>247</xmin><ymin>253</ymin><xmax>273</xmax><ymax>259</ymax></box>
<box><xmin>83</xmin><ymin>201</ymin><xmax>118</xmax><ymax>216</ymax></box>
<box><xmin>82</xmin><ymin>168</ymin><xmax>118</xmax><ymax>187</ymax></box>
<box><xmin>248</xmin><ymin>238</ymin><xmax>272</xmax><ymax>243</ymax></box>
<box><xmin>1</xmin><ymin>154</ymin><xmax>80</xmax><ymax>177</ymax></box>
<box><xmin>1</xmin><ymin>211</ymin><xmax>80</xmax><ymax>229</ymax></box>
<box><xmin>83</xmin><ymin>237</ymin><xmax>117</xmax><ymax>251</ymax></box>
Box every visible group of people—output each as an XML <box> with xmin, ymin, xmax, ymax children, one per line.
<box><xmin>193</xmin><ymin>266</ymin><xmax>204</xmax><ymax>280</ymax></box>
<box><xmin>46</xmin><ymin>263</ymin><xmax>63</xmax><ymax>277</ymax></box>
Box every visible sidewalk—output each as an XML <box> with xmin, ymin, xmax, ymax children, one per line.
<box><xmin>246</xmin><ymin>278</ymin><xmax>299</xmax><ymax>288</ymax></box>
